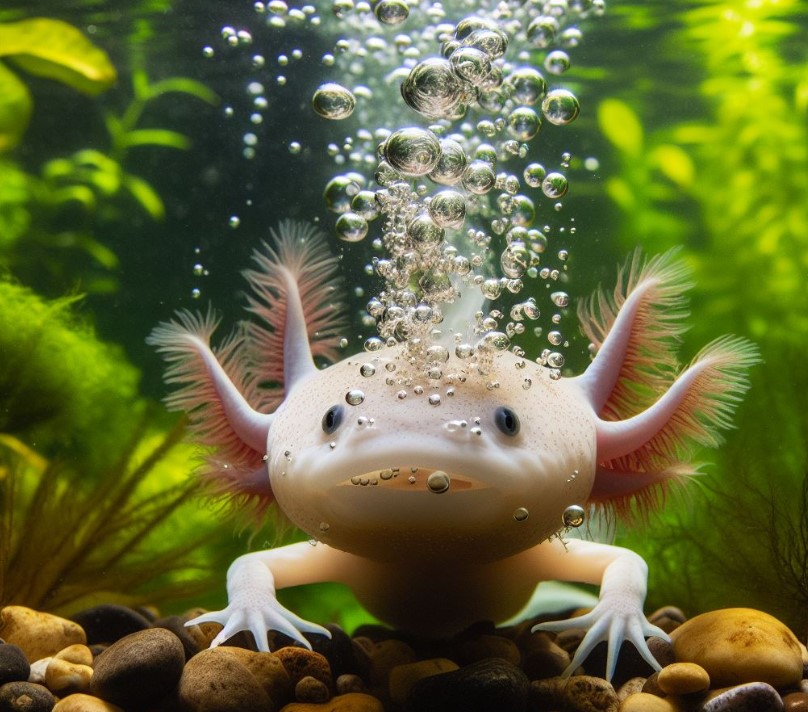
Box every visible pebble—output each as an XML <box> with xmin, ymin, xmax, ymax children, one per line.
<box><xmin>405</xmin><ymin>658</ymin><xmax>529</xmax><ymax>712</ymax></box>
<box><xmin>0</xmin><ymin>645</ymin><xmax>30</xmax><ymax>685</ymax></box>
<box><xmin>151</xmin><ymin>615</ymin><xmax>201</xmax><ymax>660</ymax></box>
<box><xmin>531</xmin><ymin>674</ymin><xmax>619</xmax><ymax>712</ymax></box>
<box><xmin>0</xmin><ymin>608</ymin><xmax>86</xmax><ymax>663</ymax></box>
<box><xmin>178</xmin><ymin>647</ymin><xmax>273</xmax><ymax>712</ymax></box>
<box><xmin>616</xmin><ymin>677</ymin><xmax>646</xmax><ymax>701</ymax></box>
<box><xmin>784</xmin><ymin>692</ymin><xmax>808</xmax><ymax>711</ymax></box>
<box><xmin>657</xmin><ymin>662</ymin><xmax>711</xmax><ymax>695</ymax></box>
<box><xmin>336</xmin><ymin>674</ymin><xmax>366</xmax><ymax>695</ymax></box>
<box><xmin>699</xmin><ymin>682</ymin><xmax>784</xmax><ymax>712</ymax></box>
<box><xmin>278</xmin><ymin>692</ymin><xmax>384</xmax><ymax>711</ymax></box>
<box><xmin>44</xmin><ymin>658</ymin><xmax>93</xmax><ymax>695</ymax></box>
<box><xmin>69</xmin><ymin>606</ymin><xmax>150</xmax><ymax>646</ymax></box>
<box><xmin>54</xmin><ymin>645</ymin><xmax>93</xmax><ymax>666</ymax></box>
<box><xmin>90</xmin><ymin>628</ymin><xmax>185</xmax><ymax>710</ymax></box>
<box><xmin>671</xmin><ymin>608</ymin><xmax>803</xmax><ymax>688</ymax></box>
<box><xmin>211</xmin><ymin>647</ymin><xmax>291</xmax><ymax>709</ymax></box>
<box><xmin>457</xmin><ymin>633</ymin><xmax>521</xmax><ymax>666</ymax></box>
<box><xmin>620</xmin><ymin>692</ymin><xmax>681</xmax><ymax>712</ymax></box>
<box><xmin>517</xmin><ymin>631</ymin><xmax>570</xmax><ymax>680</ymax></box>
<box><xmin>388</xmin><ymin>658</ymin><xmax>459</xmax><ymax>705</ymax></box>
<box><xmin>310</xmin><ymin>625</ymin><xmax>361</xmax><ymax>679</ymax></box>
<box><xmin>0</xmin><ymin>681</ymin><xmax>56</xmax><ymax>712</ymax></box>
<box><xmin>275</xmin><ymin>647</ymin><xmax>333</xmax><ymax>690</ymax></box>
<box><xmin>295</xmin><ymin>675</ymin><xmax>330</xmax><ymax>703</ymax></box>
<box><xmin>366</xmin><ymin>639</ymin><xmax>417</xmax><ymax>688</ymax></box>
<box><xmin>52</xmin><ymin>693</ymin><xmax>123</xmax><ymax>712</ymax></box>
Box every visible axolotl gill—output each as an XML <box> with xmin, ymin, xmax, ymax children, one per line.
<box><xmin>149</xmin><ymin>221</ymin><xmax>758</xmax><ymax>680</ymax></box>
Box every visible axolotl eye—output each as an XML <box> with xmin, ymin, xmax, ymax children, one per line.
<box><xmin>494</xmin><ymin>406</ymin><xmax>520</xmax><ymax>436</ymax></box>
<box><xmin>322</xmin><ymin>404</ymin><xmax>344</xmax><ymax>434</ymax></box>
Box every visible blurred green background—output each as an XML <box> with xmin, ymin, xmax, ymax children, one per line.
<box><xmin>0</xmin><ymin>0</ymin><xmax>806</xmax><ymax>637</ymax></box>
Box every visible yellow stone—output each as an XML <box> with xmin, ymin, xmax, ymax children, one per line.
<box><xmin>0</xmin><ymin>606</ymin><xmax>86</xmax><ymax>662</ymax></box>
<box><xmin>53</xmin><ymin>694</ymin><xmax>123</xmax><ymax>712</ymax></box>
<box><xmin>279</xmin><ymin>692</ymin><xmax>384</xmax><ymax>712</ymax></box>
<box><xmin>54</xmin><ymin>643</ymin><xmax>94</xmax><ymax>666</ymax></box>
<box><xmin>657</xmin><ymin>662</ymin><xmax>710</xmax><ymax>695</ymax></box>
<box><xmin>670</xmin><ymin>607</ymin><xmax>802</xmax><ymax>688</ymax></box>
<box><xmin>45</xmin><ymin>658</ymin><xmax>93</xmax><ymax>694</ymax></box>
<box><xmin>619</xmin><ymin>692</ymin><xmax>681</xmax><ymax>712</ymax></box>
<box><xmin>388</xmin><ymin>658</ymin><xmax>459</xmax><ymax>705</ymax></box>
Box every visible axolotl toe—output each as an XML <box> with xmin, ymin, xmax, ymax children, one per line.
<box><xmin>148</xmin><ymin>221</ymin><xmax>759</xmax><ymax>680</ymax></box>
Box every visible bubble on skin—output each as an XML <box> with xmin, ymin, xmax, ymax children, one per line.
<box><xmin>513</xmin><ymin>507</ymin><xmax>529</xmax><ymax>522</ymax></box>
<box><xmin>312</xmin><ymin>83</ymin><xmax>357</xmax><ymax>120</ymax></box>
<box><xmin>346</xmin><ymin>389</ymin><xmax>365</xmax><ymax>405</ymax></box>
<box><xmin>563</xmin><ymin>504</ymin><xmax>586</xmax><ymax>528</ymax></box>
<box><xmin>360</xmin><ymin>363</ymin><xmax>376</xmax><ymax>377</ymax></box>
<box><xmin>383</xmin><ymin>127</ymin><xmax>442</xmax><ymax>177</ymax></box>
<box><xmin>542</xmin><ymin>88</ymin><xmax>580</xmax><ymax>126</ymax></box>
<box><xmin>427</xmin><ymin>470</ymin><xmax>451</xmax><ymax>493</ymax></box>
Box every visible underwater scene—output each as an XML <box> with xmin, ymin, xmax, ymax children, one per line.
<box><xmin>1</xmin><ymin>0</ymin><xmax>807</xmax><ymax>710</ymax></box>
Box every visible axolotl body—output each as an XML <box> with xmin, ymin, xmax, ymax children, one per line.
<box><xmin>149</xmin><ymin>221</ymin><xmax>757</xmax><ymax>679</ymax></box>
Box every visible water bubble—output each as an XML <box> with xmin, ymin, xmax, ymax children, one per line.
<box><xmin>449</xmin><ymin>46</ymin><xmax>492</xmax><ymax>86</ymax></box>
<box><xmin>408</xmin><ymin>213</ymin><xmax>445</xmax><ymax>246</ymax></box>
<box><xmin>542</xmin><ymin>172</ymin><xmax>569</xmax><ymax>199</ymax></box>
<box><xmin>455</xmin><ymin>343</ymin><xmax>474</xmax><ymax>359</ymax></box>
<box><xmin>507</xmin><ymin>107</ymin><xmax>542</xmax><ymax>141</ymax></box>
<box><xmin>428</xmin><ymin>393</ymin><xmax>441</xmax><ymax>406</ymax></box>
<box><xmin>364</xmin><ymin>336</ymin><xmax>384</xmax><ymax>352</ymax></box>
<box><xmin>383</xmin><ymin>127</ymin><xmax>442</xmax><ymax>177</ymax></box>
<box><xmin>459</xmin><ymin>28</ymin><xmax>508</xmax><ymax>59</ymax></box>
<box><xmin>481</xmin><ymin>278</ymin><xmax>502</xmax><ymax>300</ymax></box>
<box><xmin>345</xmin><ymin>389</ymin><xmax>365</xmax><ymax>405</ymax></box>
<box><xmin>506</xmin><ymin>67</ymin><xmax>547</xmax><ymax>105</ymax></box>
<box><xmin>542</xmin><ymin>88</ymin><xmax>580</xmax><ymax>126</ymax></box>
<box><xmin>401</xmin><ymin>58</ymin><xmax>465</xmax><ymax>119</ymax></box>
<box><xmin>462</xmin><ymin>160</ymin><xmax>496</xmax><ymax>195</ymax></box>
<box><xmin>228</xmin><ymin>215</ymin><xmax>241</xmax><ymax>229</ymax></box>
<box><xmin>563</xmin><ymin>504</ymin><xmax>586</xmax><ymax>528</ymax></box>
<box><xmin>312</xmin><ymin>83</ymin><xmax>357</xmax><ymax>120</ymax></box>
<box><xmin>501</xmin><ymin>242</ymin><xmax>530</xmax><ymax>278</ymax></box>
<box><xmin>374</xmin><ymin>0</ymin><xmax>409</xmax><ymax>24</ymax></box>
<box><xmin>351</xmin><ymin>190</ymin><xmax>380</xmax><ymax>220</ymax></box>
<box><xmin>324</xmin><ymin>174</ymin><xmax>363</xmax><ymax>213</ymax></box>
<box><xmin>427</xmin><ymin>470</ymin><xmax>451</xmax><ymax>493</ymax></box>
<box><xmin>526</xmin><ymin>15</ymin><xmax>559</xmax><ymax>48</ymax></box>
<box><xmin>523</xmin><ymin>163</ymin><xmax>547</xmax><ymax>188</ymax></box>
<box><xmin>202</xmin><ymin>46</ymin><xmax>215</xmax><ymax>58</ymax></box>
<box><xmin>336</xmin><ymin>212</ymin><xmax>369</xmax><ymax>242</ymax></box>
<box><xmin>428</xmin><ymin>190</ymin><xmax>466</xmax><ymax>228</ymax></box>
<box><xmin>478</xmin><ymin>330</ymin><xmax>510</xmax><ymax>351</ymax></box>
<box><xmin>513</xmin><ymin>507</ymin><xmax>529</xmax><ymax>522</ymax></box>
<box><xmin>360</xmin><ymin>363</ymin><xmax>376</xmax><ymax>377</ymax></box>
<box><xmin>191</xmin><ymin>288</ymin><xmax>201</xmax><ymax>299</ymax></box>
<box><xmin>319</xmin><ymin>521</ymin><xmax>330</xmax><ymax>532</ymax></box>
<box><xmin>428</xmin><ymin>138</ymin><xmax>468</xmax><ymax>185</ymax></box>
<box><xmin>545</xmin><ymin>50</ymin><xmax>571</xmax><ymax>75</ymax></box>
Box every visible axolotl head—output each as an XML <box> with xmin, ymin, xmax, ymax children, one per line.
<box><xmin>268</xmin><ymin>344</ymin><xmax>596</xmax><ymax>564</ymax></box>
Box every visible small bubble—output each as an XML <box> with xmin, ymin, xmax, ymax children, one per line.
<box><xmin>545</xmin><ymin>49</ymin><xmax>571</xmax><ymax>75</ymax></box>
<box><xmin>319</xmin><ymin>521</ymin><xmax>330</xmax><ymax>532</ymax></box>
<box><xmin>312</xmin><ymin>82</ymin><xmax>357</xmax><ymax>120</ymax></box>
<box><xmin>191</xmin><ymin>288</ymin><xmax>201</xmax><ymax>299</ymax></box>
<box><xmin>428</xmin><ymin>393</ymin><xmax>441</xmax><ymax>406</ymax></box>
<box><xmin>360</xmin><ymin>363</ymin><xmax>376</xmax><ymax>377</ymax></box>
<box><xmin>336</xmin><ymin>212</ymin><xmax>369</xmax><ymax>242</ymax></box>
<box><xmin>427</xmin><ymin>470</ymin><xmax>451</xmax><ymax>493</ymax></box>
<box><xmin>289</xmin><ymin>141</ymin><xmax>302</xmax><ymax>154</ymax></box>
<box><xmin>542</xmin><ymin>172</ymin><xmax>568</xmax><ymax>199</ymax></box>
<box><xmin>345</xmin><ymin>389</ymin><xmax>365</xmax><ymax>405</ymax></box>
<box><xmin>374</xmin><ymin>0</ymin><xmax>409</xmax><ymax>24</ymax></box>
<box><xmin>513</xmin><ymin>507</ymin><xmax>529</xmax><ymax>522</ymax></box>
<box><xmin>542</xmin><ymin>88</ymin><xmax>580</xmax><ymax>126</ymax></box>
<box><xmin>383</xmin><ymin>127</ymin><xmax>442</xmax><ymax>177</ymax></box>
<box><xmin>202</xmin><ymin>46</ymin><xmax>215</xmax><ymax>58</ymax></box>
<box><xmin>563</xmin><ymin>504</ymin><xmax>586</xmax><ymax>528</ymax></box>
<box><xmin>551</xmin><ymin>291</ymin><xmax>569</xmax><ymax>307</ymax></box>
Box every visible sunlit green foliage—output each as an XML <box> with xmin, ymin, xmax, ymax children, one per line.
<box><xmin>598</xmin><ymin>0</ymin><xmax>808</xmax><ymax>631</ymax></box>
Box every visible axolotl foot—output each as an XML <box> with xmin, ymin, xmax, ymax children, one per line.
<box><xmin>533</xmin><ymin>596</ymin><xmax>669</xmax><ymax>681</ymax></box>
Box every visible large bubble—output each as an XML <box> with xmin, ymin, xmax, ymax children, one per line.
<box><xmin>383</xmin><ymin>127</ymin><xmax>442</xmax><ymax>177</ymax></box>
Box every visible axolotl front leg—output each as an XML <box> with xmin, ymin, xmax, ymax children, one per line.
<box><xmin>188</xmin><ymin>542</ymin><xmax>363</xmax><ymax>650</ymax></box>
<box><xmin>521</xmin><ymin>537</ymin><xmax>668</xmax><ymax>680</ymax></box>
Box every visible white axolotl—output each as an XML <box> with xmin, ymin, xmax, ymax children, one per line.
<box><xmin>149</xmin><ymin>221</ymin><xmax>758</xmax><ymax>680</ymax></box>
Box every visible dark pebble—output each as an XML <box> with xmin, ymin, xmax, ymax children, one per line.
<box><xmin>151</xmin><ymin>616</ymin><xmax>200</xmax><ymax>661</ymax></box>
<box><xmin>0</xmin><ymin>681</ymin><xmax>55</xmax><ymax>712</ymax></box>
<box><xmin>404</xmin><ymin>657</ymin><xmax>529</xmax><ymax>712</ymax></box>
<box><xmin>700</xmin><ymin>682</ymin><xmax>784</xmax><ymax>712</ymax></box>
<box><xmin>0</xmin><ymin>645</ymin><xmax>29</xmax><ymax>686</ymax></box>
<box><xmin>90</xmin><ymin>628</ymin><xmax>185</xmax><ymax>711</ymax></box>
<box><xmin>178</xmin><ymin>648</ymin><xmax>271</xmax><ymax>712</ymax></box>
<box><xmin>308</xmin><ymin>624</ymin><xmax>361</xmax><ymax>678</ymax></box>
<box><xmin>579</xmin><ymin>638</ymin><xmax>657</xmax><ymax>686</ymax></box>
<box><xmin>274</xmin><ymin>647</ymin><xmax>333</xmax><ymax>689</ymax></box>
<box><xmin>70</xmin><ymin>605</ymin><xmax>151</xmax><ymax>646</ymax></box>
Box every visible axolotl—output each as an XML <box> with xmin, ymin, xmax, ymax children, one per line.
<box><xmin>149</xmin><ymin>221</ymin><xmax>758</xmax><ymax>679</ymax></box>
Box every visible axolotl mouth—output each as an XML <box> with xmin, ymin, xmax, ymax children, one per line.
<box><xmin>338</xmin><ymin>467</ymin><xmax>488</xmax><ymax>493</ymax></box>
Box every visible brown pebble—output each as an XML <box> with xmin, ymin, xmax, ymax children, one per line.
<box><xmin>295</xmin><ymin>675</ymin><xmax>330</xmax><ymax>703</ymax></box>
<box><xmin>671</xmin><ymin>608</ymin><xmax>802</xmax><ymax>688</ymax></box>
<box><xmin>54</xmin><ymin>644</ymin><xmax>93</xmax><ymax>666</ymax></box>
<box><xmin>784</xmin><ymin>692</ymin><xmax>808</xmax><ymax>711</ymax></box>
<box><xmin>0</xmin><ymin>681</ymin><xmax>56</xmax><ymax>712</ymax></box>
<box><xmin>657</xmin><ymin>662</ymin><xmax>710</xmax><ymax>695</ymax></box>
<box><xmin>700</xmin><ymin>681</ymin><xmax>784</xmax><ymax>711</ymax></box>
<box><xmin>0</xmin><ymin>607</ymin><xmax>86</xmax><ymax>663</ymax></box>
<box><xmin>213</xmin><ymin>647</ymin><xmax>292</xmax><ymax>709</ymax></box>
<box><xmin>178</xmin><ymin>647</ymin><xmax>272</xmax><ymax>712</ymax></box>
<box><xmin>278</xmin><ymin>692</ymin><xmax>384</xmax><ymax>711</ymax></box>
<box><xmin>648</xmin><ymin>606</ymin><xmax>687</xmax><ymax>634</ymax></box>
<box><xmin>336</xmin><ymin>674</ymin><xmax>366</xmax><ymax>695</ymax></box>
<box><xmin>519</xmin><ymin>631</ymin><xmax>571</xmax><ymax>680</ymax></box>
<box><xmin>52</xmin><ymin>693</ymin><xmax>123</xmax><ymax>712</ymax></box>
<box><xmin>44</xmin><ymin>658</ymin><xmax>93</xmax><ymax>695</ymax></box>
<box><xmin>457</xmin><ymin>633</ymin><xmax>521</xmax><ymax>666</ymax></box>
<box><xmin>642</xmin><ymin>672</ymin><xmax>665</xmax><ymax>697</ymax></box>
<box><xmin>275</xmin><ymin>647</ymin><xmax>333</xmax><ymax>689</ymax></box>
<box><xmin>366</xmin><ymin>639</ymin><xmax>417</xmax><ymax>688</ymax></box>
<box><xmin>620</xmin><ymin>692</ymin><xmax>681</xmax><ymax>711</ymax></box>
<box><xmin>565</xmin><ymin>675</ymin><xmax>620</xmax><ymax>712</ymax></box>
<box><xmin>388</xmin><ymin>658</ymin><xmax>459</xmax><ymax>706</ymax></box>
<box><xmin>616</xmin><ymin>677</ymin><xmax>647</xmax><ymax>702</ymax></box>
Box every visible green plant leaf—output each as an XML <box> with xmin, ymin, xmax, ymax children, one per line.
<box><xmin>120</xmin><ymin>128</ymin><xmax>191</xmax><ymax>151</ymax></box>
<box><xmin>147</xmin><ymin>77</ymin><xmax>219</xmax><ymax>105</ymax></box>
<box><xmin>0</xmin><ymin>18</ymin><xmax>116</xmax><ymax>96</ymax></box>
<box><xmin>122</xmin><ymin>173</ymin><xmax>165</xmax><ymax>220</ymax></box>
<box><xmin>651</xmin><ymin>144</ymin><xmax>695</xmax><ymax>188</ymax></box>
<box><xmin>598</xmin><ymin>98</ymin><xmax>644</xmax><ymax>157</ymax></box>
<box><xmin>0</xmin><ymin>61</ymin><xmax>32</xmax><ymax>152</ymax></box>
